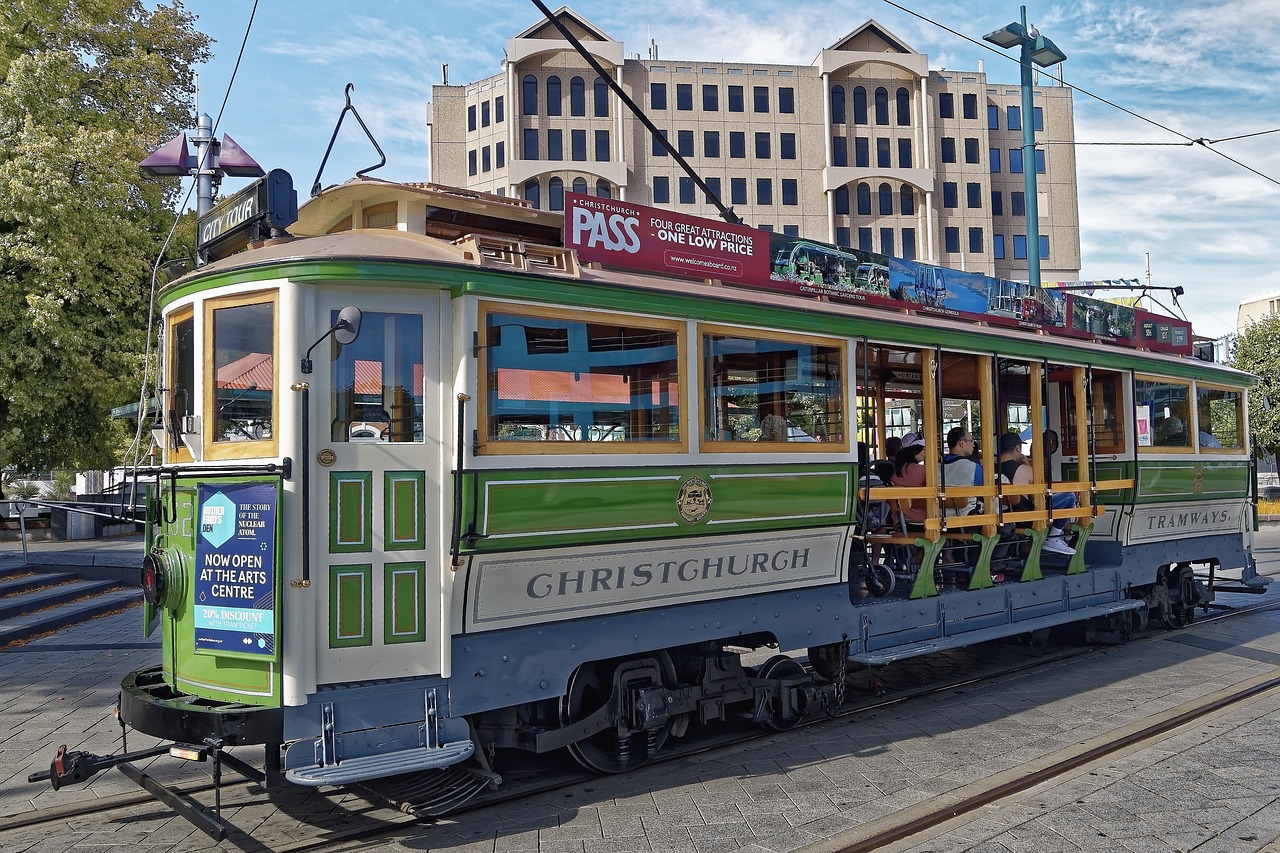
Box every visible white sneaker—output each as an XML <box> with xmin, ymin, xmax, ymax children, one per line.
<box><xmin>1043</xmin><ymin>535</ymin><xmax>1075</xmax><ymax>556</ymax></box>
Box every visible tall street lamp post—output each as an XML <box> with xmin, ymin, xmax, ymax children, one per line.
<box><xmin>984</xmin><ymin>6</ymin><xmax>1066</xmax><ymax>289</ymax></box>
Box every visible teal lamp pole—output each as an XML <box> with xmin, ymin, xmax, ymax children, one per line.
<box><xmin>984</xmin><ymin>6</ymin><xmax>1066</xmax><ymax>289</ymax></box>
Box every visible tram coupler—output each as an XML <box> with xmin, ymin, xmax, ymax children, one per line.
<box><xmin>28</xmin><ymin>743</ymin><xmax>171</xmax><ymax>789</ymax></box>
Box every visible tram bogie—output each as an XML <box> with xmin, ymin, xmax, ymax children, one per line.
<box><xmin>44</xmin><ymin>178</ymin><xmax>1264</xmax><ymax>821</ymax></box>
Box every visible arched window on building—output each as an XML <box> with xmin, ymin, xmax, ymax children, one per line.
<box><xmin>549</xmin><ymin>176</ymin><xmax>565</xmax><ymax>210</ymax></box>
<box><xmin>570</xmin><ymin>77</ymin><xmax>585</xmax><ymax>116</ymax></box>
<box><xmin>874</xmin><ymin>87</ymin><xmax>889</xmax><ymax>125</ymax></box>
<box><xmin>834</xmin><ymin>185</ymin><xmax>850</xmax><ymax>215</ymax></box>
<box><xmin>594</xmin><ymin>77</ymin><xmax>609</xmax><ymax>117</ymax></box>
<box><xmin>830</xmin><ymin>85</ymin><xmax>846</xmax><ymax>124</ymax></box>
<box><xmin>524</xmin><ymin>178</ymin><xmax>541</xmax><ymax>209</ymax></box>
<box><xmin>852</xmin><ymin>86</ymin><xmax>867</xmax><ymax>124</ymax></box>
<box><xmin>896</xmin><ymin>87</ymin><xmax>910</xmax><ymax>125</ymax></box>
<box><xmin>572</xmin><ymin>177</ymin><xmax>588</xmax><ymax>196</ymax></box>
<box><xmin>856</xmin><ymin>182</ymin><xmax>872</xmax><ymax>216</ymax></box>
<box><xmin>546</xmin><ymin>76</ymin><xmax>562</xmax><ymax>116</ymax></box>
<box><xmin>900</xmin><ymin>185</ymin><xmax>915</xmax><ymax>216</ymax></box>
<box><xmin>595</xmin><ymin>179</ymin><xmax>611</xmax><ymax>198</ymax></box>
<box><xmin>878</xmin><ymin>183</ymin><xmax>893</xmax><ymax>215</ymax></box>
<box><xmin>522</xmin><ymin>75</ymin><xmax>538</xmax><ymax>115</ymax></box>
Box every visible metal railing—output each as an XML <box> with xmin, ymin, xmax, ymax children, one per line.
<box><xmin>1</xmin><ymin>498</ymin><xmax>144</xmax><ymax>566</ymax></box>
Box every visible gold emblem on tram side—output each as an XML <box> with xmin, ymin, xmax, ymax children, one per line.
<box><xmin>677</xmin><ymin>476</ymin><xmax>713</xmax><ymax>524</ymax></box>
<box><xmin>1193</xmin><ymin>464</ymin><xmax>1205</xmax><ymax>495</ymax></box>
<box><xmin>317</xmin><ymin>448</ymin><xmax>337</xmax><ymax>467</ymax></box>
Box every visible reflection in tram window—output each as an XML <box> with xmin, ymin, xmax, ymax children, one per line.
<box><xmin>1136</xmin><ymin>376</ymin><xmax>1191</xmax><ymax>450</ymax></box>
<box><xmin>482</xmin><ymin>307</ymin><xmax>682</xmax><ymax>446</ymax></box>
<box><xmin>1196</xmin><ymin>384</ymin><xmax>1244</xmax><ymax>450</ymax></box>
<box><xmin>330</xmin><ymin>312</ymin><xmax>424</xmax><ymax>443</ymax></box>
<box><xmin>211</xmin><ymin>299</ymin><xmax>275</xmax><ymax>443</ymax></box>
<box><xmin>703</xmin><ymin>331</ymin><xmax>844</xmax><ymax>446</ymax></box>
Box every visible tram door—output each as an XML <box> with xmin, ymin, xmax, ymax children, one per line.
<box><xmin>313</xmin><ymin>293</ymin><xmax>448</xmax><ymax>683</ymax></box>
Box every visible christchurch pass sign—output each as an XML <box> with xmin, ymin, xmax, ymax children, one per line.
<box><xmin>566</xmin><ymin>192</ymin><xmax>768</xmax><ymax>284</ymax></box>
<box><xmin>467</xmin><ymin>530</ymin><xmax>844</xmax><ymax>630</ymax></box>
<box><xmin>563</xmin><ymin>193</ymin><xmax>1193</xmax><ymax>356</ymax></box>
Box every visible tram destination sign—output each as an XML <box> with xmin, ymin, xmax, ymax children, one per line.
<box><xmin>193</xmin><ymin>481</ymin><xmax>279</xmax><ymax>659</ymax></box>
<box><xmin>197</xmin><ymin>168</ymin><xmax>298</xmax><ymax>263</ymax></box>
<box><xmin>565</xmin><ymin>193</ymin><xmax>1193</xmax><ymax>356</ymax></box>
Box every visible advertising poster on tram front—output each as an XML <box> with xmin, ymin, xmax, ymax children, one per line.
<box><xmin>193</xmin><ymin>481</ymin><xmax>279</xmax><ymax>659</ymax></box>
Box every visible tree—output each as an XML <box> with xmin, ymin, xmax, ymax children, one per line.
<box><xmin>0</xmin><ymin>2</ymin><xmax>209</xmax><ymax>490</ymax></box>
<box><xmin>1228</xmin><ymin>315</ymin><xmax>1280</xmax><ymax>460</ymax></box>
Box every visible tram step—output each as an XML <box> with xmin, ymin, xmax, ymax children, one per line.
<box><xmin>285</xmin><ymin>740</ymin><xmax>477</xmax><ymax>787</ymax></box>
<box><xmin>0</xmin><ymin>587</ymin><xmax>138</xmax><ymax>647</ymax></box>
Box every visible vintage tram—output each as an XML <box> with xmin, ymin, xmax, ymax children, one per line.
<box><xmin>49</xmin><ymin>176</ymin><xmax>1265</xmax><ymax>821</ymax></box>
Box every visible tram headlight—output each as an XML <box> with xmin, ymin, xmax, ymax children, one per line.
<box><xmin>141</xmin><ymin>548</ymin><xmax>186</xmax><ymax>609</ymax></box>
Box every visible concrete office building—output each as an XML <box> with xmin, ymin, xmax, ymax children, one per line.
<box><xmin>428</xmin><ymin>6</ymin><xmax>1081</xmax><ymax>282</ymax></box>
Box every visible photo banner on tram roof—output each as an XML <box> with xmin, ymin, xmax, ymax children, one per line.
<box><xmin>563</xmin><ymin>193</ymin><xmax>1192</xmax><ymax>355</ymax></box>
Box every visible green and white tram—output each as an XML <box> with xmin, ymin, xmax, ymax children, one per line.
<box><xmin>87</xmin><ymin>177</ymin><xmax>1265</xmax><ymax>817</ymax></box>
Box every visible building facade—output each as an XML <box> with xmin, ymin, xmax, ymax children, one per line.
<box><xmin>428</xmin><ymin>7</ymin><xmax>1081</xmax><ymax>282</ymax></box>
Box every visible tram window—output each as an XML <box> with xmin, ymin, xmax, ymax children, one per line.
<box><xmin>1135</xmin><ymin>376</ymin><xmax>1191</xmax><ymax>450</ymax></box>
<box><xmin>1196</xmin><ymin>384</ymin><xmax>1244</xmax><ymax>451</ymax></box>
<box><xmin>703</xmin><ymin>329</ymin><xmax>844</xmax><ymax>448</ymax></box>
<box><xmin>330</xmin><ymin>312</ymin><xmax>424</xmax><ymax>443</ymax></box>
<box><xmin>169</xmin><ymin>312</ymin><xmax>194</xmax><ymax>423</ymax></box>
<box><xmin>209</xmin><ymin>297</ymin><xmax>275</xmax><ymax>446</ymax></box>
<box><xmin>1062</xmin><ymin>370</ymin><xmax>1126</xmax><ymax>455</ymax></box>
<box><xmin>480</xmin><ymin>306</ymin><xmax>683</xmax><ymax>451</ymax></box>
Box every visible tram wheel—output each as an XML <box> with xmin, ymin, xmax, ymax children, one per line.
<box><xmin>757</xmin><ymin>654</ymin><xmax>808</xmax><ymax>731</ymax></box>
<box><xmin>866</xmin><ymin>563</ymin><xmax>894</xmax><ymax>597</ymax></box>
<box><xmin>560</xmin><ymin>652</ymin><xmax>677</xmax><ymax>774</ymax></box>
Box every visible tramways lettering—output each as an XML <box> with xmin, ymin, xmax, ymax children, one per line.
<box><xmin>526</xmin><ymin>547</ymin><xmax>811</xmax><ymax>599</ymax></box>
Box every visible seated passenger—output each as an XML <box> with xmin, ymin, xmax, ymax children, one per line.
<box><xmin>891</xmin><ymin>434</ymin><xmax>927</xmax><ymax>527</ymax></box>
<box><xmin>1156</xmin><ymin>416</ymin><xmax>1188</xmax><ymax>447</ymax></box>
<box><xmin>942</xmin><ymin>427</ymin><xmax>984</xmax><ymax>516</ymax></box>
<box><xmin>997</xmin><ymin>432</ymin><xmax>1075</xmax><ymax>555</ymax></box>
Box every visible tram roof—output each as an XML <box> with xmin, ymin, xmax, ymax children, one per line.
<box><xmin>166</xmin><ymin>183</ymin><xmax>1255</xmax><ymax>386</ymax></box>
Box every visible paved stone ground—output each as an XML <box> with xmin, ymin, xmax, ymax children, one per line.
<box><xmin>0</xmin><ymin>536</ymin><xmax>1278</xmax><ymax>852</ymax></box>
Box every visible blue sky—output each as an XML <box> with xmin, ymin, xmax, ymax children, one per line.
<box><xmin>181</xmin><ymin>0</ymin><xmax>1280</xmax><ymax>340</ymax></box>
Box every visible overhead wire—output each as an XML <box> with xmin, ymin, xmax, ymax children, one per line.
<box><xmin>877</xmin><ymin>0</ymin><xmax>1280</xmax><ymax>187</ymax></box>
<box><xmin>125</xmin><ymin>0</ymin><xmax>261</xmax><ymax>472</ymax></box>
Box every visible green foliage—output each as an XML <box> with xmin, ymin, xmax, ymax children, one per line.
<box><xmin>44</xmin><ymin>469</ymin><xmax>76</xmax><ymax>500</ymax></box>
<box><xmin>1228</xmin><ymin>316</ymin><xmax>1280</xmax><ymax>457</ymax></box>
<box><xmin>0</xmin><ymin>1</ymin><xmax>210</xmax><ymax>475</ymax></box>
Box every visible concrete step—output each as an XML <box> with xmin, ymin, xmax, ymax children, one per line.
<box><xmin>0</xmin><ymin>578</ymin><xmax>122</xmax><ymax>620</ymax></box>
<box><xmin>0</xmin><ymin>571</ymin><xmax>80</xmax><ymax>598</ymax></box>
<box><xmin>0</xmin><ymin>587</ymin><xmax>140</xmax><ymax>646</ymax></box>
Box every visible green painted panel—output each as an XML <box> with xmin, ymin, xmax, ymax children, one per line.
<box><xmin>329</xmin><ymin>471</ymin><xmax>372</xmax><ymax>553</ymax></box>
<box><xmin>1137</xmin><ymin>460</ymin><xmax>1249</xmax><ymax>502</ymax></box>
<box><xmin>465</xmin><ymin>464</ymin><xmax>852</xmax><ymax>551</ymax></box>
<box><xmin>384</xmin><ymin>561</ymin><xmax>426</xmax><ymax>644</ymax></box>
<box><xmin>1063</xmin><ymin>461</ymin><xmax>1134</xmax><ymax>503</ymax></box>
<box><xmin>160</xmin><ymin>478</ymin><xmax>282</xmax><ymax>707</ymax></box>
<box><xmin>329</xmin><ymin>564</ymin><xmax>372</xmax><ymax>648</ymax></box>
<box><xmin>385</xmin><ymin>471</ymin><xmax>426</xmax><ymax>550</ymax></box>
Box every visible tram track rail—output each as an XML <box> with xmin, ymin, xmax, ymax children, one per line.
<box><xmin>3</xmin><ymin>594</ymin><xmax>1275</xmax><ymax>849</ymax></box>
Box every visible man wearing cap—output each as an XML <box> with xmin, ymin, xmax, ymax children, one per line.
<box><xmin>998</xmin><ymin>432</ymin><xmax>1075</xmax><ymax>556</ymax></box>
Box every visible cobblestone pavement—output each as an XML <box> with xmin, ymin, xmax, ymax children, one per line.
<box><xmin>1</xmin><ymin>534</ymin><xmax>1278</xmax><ymax>852</ymax></box>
